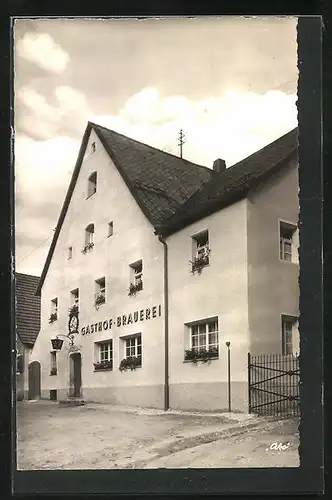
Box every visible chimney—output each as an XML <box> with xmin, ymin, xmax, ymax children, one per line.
<box><xmin>213</xmin><ymin>158</ymin><xmax>226</xmax><ymax>173</ymax></box>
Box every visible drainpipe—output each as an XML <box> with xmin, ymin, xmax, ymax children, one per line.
<box><xmin>155</xmin><ymin>230</ymin><xmax>169</xmax><ymax>411</ymax></box>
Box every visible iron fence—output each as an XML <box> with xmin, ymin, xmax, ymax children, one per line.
<box><xmin>248</xmin><ymin>352</ymin><xmax>300</xmax><ymax>416</ymax></box>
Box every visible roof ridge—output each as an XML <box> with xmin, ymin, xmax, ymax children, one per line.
<box><xmin>89</xmin><ymin>121</ymin><xmax>220</xmax><ymax>175</ymax></box>
<box><xmin>229</xmin><ymin>127</ymin><xmax>298</xmax><ymax>170</ymax></box>
<box><xmin>158</xmin><ymin>127</ymin><xmax>298</xmax><ymax>235</ymax></box>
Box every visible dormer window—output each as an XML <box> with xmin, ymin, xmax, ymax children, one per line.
<box><xmin>82</xmin><ymin>224</ymin><xmax>94</xmax><ymax>253</ymax></box>
<box><xmin>87</xmin><ymin>171</ymin><xmax>97</xmax><ymax>198</ymax></box>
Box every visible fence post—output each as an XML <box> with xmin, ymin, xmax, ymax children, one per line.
<box><xmin>248</xmin><ymin>352</ymin><xmax>251</xmax><ymax>413</ymax></box>
<box><xmin>226</xmin><ymin>342</ymin><xmax>231</xmax><ymax>412</ymax></box>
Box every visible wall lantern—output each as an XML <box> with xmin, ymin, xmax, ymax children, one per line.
<box><xmin>51</xmin><ymin>333</ymin><xmax>75</xmax><ymax>351</ymax></box>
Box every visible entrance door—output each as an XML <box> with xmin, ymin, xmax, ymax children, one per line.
<box><xmin>69</xmin><ymin>353</ymin><xmax>82</xmax><ymax>398</ymax></box>
<box><xmin>28</xmin><ymin>361</ymin><xmax>41</xmax><ymax>400</ymax></box>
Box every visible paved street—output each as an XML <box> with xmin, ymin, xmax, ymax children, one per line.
<box><xmin>16</xmin><ymin>401</ymin><xmax>299</xmax><ymax>470</ymax></box>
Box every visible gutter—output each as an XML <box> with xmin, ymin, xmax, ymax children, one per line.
<box><xmin>155</xmin><ymin>229</ymin><xmax>169</xmax><ymax>411</ymax></box>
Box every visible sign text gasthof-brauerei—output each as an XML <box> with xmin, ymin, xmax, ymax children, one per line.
<box><xmin>80</xmin><ymin>304</ymin><xmax>162</xmax><ymax>336</ymax></box>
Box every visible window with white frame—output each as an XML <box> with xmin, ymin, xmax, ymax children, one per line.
<box><xmin>129</xmin><ymin>260</ymin><xmax>143</xmax><ymax>292</ymax></box>
<box><xmin>189</xmin><ymin>319</ymin><xmax>219</xmax><ymax>355</ymax></box>
<box><xmin>281</xmin><ymin>315</ymin><xmax>298</xmax><ymax>355</ymax></box>
<box><xmin>108</xmin><ymin>221</ymin><xmax>114</xmax><ymax>237</ymax></box>
<box><xmin>95</xmin><ymin>277</ymin><xmax>106</xmax><ymax>306</ymax></box>
<box><xmin>50</xmin><ymin>351</ymin><xmax>57</xmax><ymax>375</ymax></box>
<box><xmin>87</xmin><ymin>171</ymin><xmax>97</xmax><ymax>198</ymax></box>
<box><xmin>280</xmin><ymin>221</ymin><xmax>298</xmax><ymax>262</ymax></box>
<box><xmin>68</xmin><ymin>246</ymin><xmax>73</xmax><ymax>259</ymax></box>
<box><xmin>192</xmin><ymin>230</ymin><xmax>210</xmax><ymax>269</ymax></box>
<box><xmin>99</xmin><ymin>341</ymin><xmax>112</xmax><ymax>361</ymax></box>
<box><xmin>94</xmin><ymin>340</ymin><xmax>113</xmax><ymax>370</ymax></box>
<box><xmin>125</xmin><ymin>334</ymin><xmax>142</xmax><ymax>362</ymax></box>
<box><xmin>71</xmin><ymin>288</ymin><xmax>79</xmax><ymax>307</ymax></box>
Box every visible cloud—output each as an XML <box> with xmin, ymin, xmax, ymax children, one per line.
<box><xmin>92</xmin><ymin>86</ymin><xmax>298</xmax><ymax>167</ymax></box>
<box><xmin>16</xmin><ymin>85</ymin><xmax>92</xmax><ymax>140</ymax></box>
<box><xmin>14</xmin><ymin>84</ymin><xmax>297</xmax><ymax>275</ymax></box>
<box><xmin>14</xmin><ymin>132</ymin><xmax>81</xmax><ymax>274</ymax></box>
<box><xmin>16</xmin><ymin>32</ymin><xmax>70</xmax><ymax>73</ymax></box>
<box><xmin>15</xmin><ymin>133</ymin><xmax>80</xmax><ymax>202</ymax></box>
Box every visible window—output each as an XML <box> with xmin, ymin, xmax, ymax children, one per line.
<box><xmin>191</xmin><ymin>230</ymin><xmax>210</xmax><ymax>272</ymax></box>
<box><xmin>50</xmin><ymin>351</ymin><xmax>57</xmax><ymax>375</ymax></box>
<box><xmin>129</xmin><ymin>260</ymin><xmax>143</xmax><ymax>293</ymax></box>
<box><xmin>108</xmin><ymin>221</ymin><xmax>114</xmax><ymax>237</ymax></box>
<box><xmin>94</xmin><ymin>340</ymin><xmax>113</xmax><ymax>371</ymax></box>
<box><xmin>95</xmin><ymin>277</ymin><xmax>106</xmax><ymax>306</ymax></box>
<box><xmin>83</xmin><ymin>223</ymin><xmax>94</xmax><ymax>252</ymax></box>
<box><xmin>51</xmin><ymin>298</ymin><xmax>58</xmax><ymax>314</ymax></box>
<box><xmin>91</xmin><ymin>142</ymin><xmax>96</xmax><ymax>154</ymax></box>
<box><xmin>125</xmin><ymin>334</ymin><xmax>142</xmax><ymax>363</ymax></box>
<box><xmin>190</xmin><ymin>319</ymin><xmax>219</xmax><ymax>353</ymax></box>
<box><xmin>282</xmin><ymin>315</ymin><xmax>298</xmax><ymax>354</ymax></box>
<box><xmin>280</xmin><ymin>221</ymin><xmax>298</xmax><ymax>262</ymax></box>
<box><xmin>71</xmin><ymin>288</ymin><xmax>79</xmax><ymax>307</ymax></box>
<box><xmin>87</xmin><ymin>171</ymin><xmax>97</xmax><ymax>198</ymax></box>
<box><xmin>99</xmin><ymin>341</ymin><xmax>112</xmax><ymax>362</ymax></box>
<box><xmin>68</xmin><ymin>246</ymin><xmax>73</xmax><ymax>259</ymax></box>
<box><xmin>50</xmin><ymin>298</ymin><xmax>58</xmax><ymax>322</ymax></box>
<box><xmin>16</xmin><ymin>354</ymin><xmax>24</xmax><ymax>374</ymax></box>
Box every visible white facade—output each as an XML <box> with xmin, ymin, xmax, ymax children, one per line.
<box><xmin>29</xmin><ymin>126</ymin><xmax>299</xmax><ymax>412</ymax></box>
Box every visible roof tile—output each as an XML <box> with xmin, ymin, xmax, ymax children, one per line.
<box><xmin>15</xmin><ymin>273</ymin><xmax>41</xmax><ymax>346</ymax></box>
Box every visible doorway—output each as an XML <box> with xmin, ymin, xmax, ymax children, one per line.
<box><xmin>69</xmin><ymin>352</ymin><xmax>82</xmax><ymax>398</ymax></box>
<box><xmin>28</xmin><ymin>361</ymin><xmax>41</xmax><ymax>400</ymax></box>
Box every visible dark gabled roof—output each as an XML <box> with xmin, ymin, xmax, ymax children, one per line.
<box><xmin>36</xmin><ymin>122</ymin><xmax>220</xmax><ymax>295</ymax></box>
<box><xmin>15</xmin><ymin>273</ymin><xmax>41</xmax><ymax>346</ymax></box>
<box><xmin>157</xmin><ymin>128</ymin><xmax>298</xmax><ymax>236</ymax></box>
<box><xmin>91</xmin><ymin>123</ymin><xmax>219</xmax><ymax>224</ymax></box>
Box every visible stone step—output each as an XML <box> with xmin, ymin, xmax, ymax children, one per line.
<box><xmin>58</xmin><ymin>398</ymin><xmax>85</xmax><ymax>407</ymax></box>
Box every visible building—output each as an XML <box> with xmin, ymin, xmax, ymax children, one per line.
<box><xmin>15</xmin><ymin>273</ymin><xmax>41</xmax><ymax>401</ymax></box>
<box><xmin>28</xmin><ymin>122</ymin><xmax>299</xmax><ymax>412</ymax></box>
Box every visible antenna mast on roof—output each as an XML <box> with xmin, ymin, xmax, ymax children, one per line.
<box><xmin>177</xmin><ymin>129</ymin><xmax>186</xmax><ymax>159</ymax></box>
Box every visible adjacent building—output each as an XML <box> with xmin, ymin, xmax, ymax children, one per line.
<box><xmin>28</xmin><ymin>123</ymin><xmax>299</xmax><ymax>412</ymax></box>
<box><xmin>15</xmin><ymin>273</ymin><xmax>41</xmax><ymax>400</ymax></box>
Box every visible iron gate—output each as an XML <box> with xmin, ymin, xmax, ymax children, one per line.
<box><xmin>248</xmin><ymin>352</ymin><xmax>300</xmax><ymax>416</ymax></box>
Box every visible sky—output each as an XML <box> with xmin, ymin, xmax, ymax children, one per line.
<box><xmin>14</xmin><ymin>16</ymin><xmax>298</xmax><ymax>277</ymax></box>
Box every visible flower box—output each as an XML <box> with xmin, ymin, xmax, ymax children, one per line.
<box><xmin>49</xmin><ymin>312</ymin><xmax>58</xmax><ymax>324</ymax></box>
<box><xmin>128</xmin><ymin>280</ymin><xmax>143</xmax><ymax>296</ymax></box>
<box><xmin>190</xmin><ymin>249</ymin><xmax>211</xmax><ymax>274</ymax></box>
<box><xmin>95</xmin><ymin>294</ymin><xmax>105</xmax><ymax>306</ymax></box>
<box><xmin>119</xmin><ymin>356</ymin><xmax>142</xmax><ymax>371</ymax></box>
<box><xmin>93</xmin><ymin>360</ymin><xmax>113</xmax><ymax>371</ymax></box>
<box><xmin>68</xmin><ymin>304</ymin><xmax>79</xmax><ymax>316</ymax></box>
<box><xmin>184</xmin><ymin>347</ymin><xmax>218</xmax><ymax>364</ymax></box>
<box><xmin>81</xmin><ymin>242</ymin><xmax>94</xmax><ymax>254</ymax></box>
